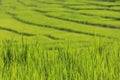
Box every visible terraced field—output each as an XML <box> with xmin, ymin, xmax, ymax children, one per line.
<box><xmin>0</xmin><ymin>0</ymin><xmax>120</xmax><ymax>80</ymax></box>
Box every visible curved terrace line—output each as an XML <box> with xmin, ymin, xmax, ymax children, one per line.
<box><xmin>23</xmin><ymin>1</ymin><xmax>120</xmax><ymax>21</ymax></box>
<box><xmin>0</xmin><ymin>25</ymin><xmax>60</xmax><ymax>40</ymax></box>
<box><xmin>15</xmin><ymin>0</ymin><xmax>120</xmax><ymax>21</ymax></box>
<box><xmin>64</xmin><ymin>6</ymin><xmax>120</xmax><ymax>12</ymax></box>
<box><xmin>33</xmin><ymin>1</ymin><xmax>120</xmax><ymax>13</ymax></box>
<box><xmin>33</xmin><ymin>9</ymin><xmax>120</xmax><ymax>29</ymax></box>
<box><xmin>2</xmin><ymin>12</ymin><xmax>62</xmax><ymax>40</ymax></box>
<box><xmin>80</xmin><ymin>1</ymin><xmax>120</xmax><ymax>7</ymax></box>
<box><xmin>44</xmin><ymin>34</ymin><xmax>62</xmax><ymax>40</ymax></box>
<box><xmin>5</xmin><ymin>12</ymin><xmax>118</xmax><ymax>39</ymax></box>
<box><xmin>62</xmin><ymin>5</ymin><xmax>120</xmax><ymax>21</ymax></box>
<box><xmin>76</xmin><ymin>12</ymin><xmax>120</xmax><ymax>21</ymax></box>
<box><xmin>0</xmin><ymin>27</ymin><xmax>35</xmax><ymax>36</ymax></box>
<box><xmin>35</xmin><ymin>0</ymin><xmax>119</xmax><ymax>7</ymax></box>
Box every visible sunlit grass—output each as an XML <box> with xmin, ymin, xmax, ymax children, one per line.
<box><xmin>0</xmin><ymin>39</ymin><xmax>119</xmax><ymax>80</ymax></box>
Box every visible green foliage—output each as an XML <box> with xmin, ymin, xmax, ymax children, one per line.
<box><xmin>0</xmin><ymin>0</ymin><xmax>120</xmax><ymax>79</ymax></box>
<box><xmin>98</xmin><ymin>0</ymin><xmax>116</xmax><ymax>2</ymax></box>
<box><xmin>0</xmin><ymin>39</ymin><xmax>120</xmax><ymax>80</ymax></box>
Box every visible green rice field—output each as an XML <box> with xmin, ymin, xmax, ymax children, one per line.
<box><xmin>0</xmin><ymin>0</ymin><xmax>120</xmax><ymax>80</ymax></box>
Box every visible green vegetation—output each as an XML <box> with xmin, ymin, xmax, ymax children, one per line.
<box><xmin>0</xmin><ymin>0</ymin><xmax>120</xmax><ymax>80</ymax></box>
<box><xmin>0</xmin><ymin>39</ymin><xmax>120</xmax><ymax>80</ymax></box>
